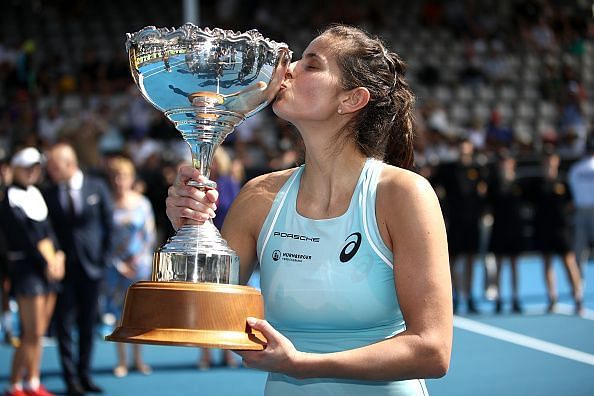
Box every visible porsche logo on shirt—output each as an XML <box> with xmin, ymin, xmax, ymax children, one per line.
<box><xmin>273</xmin><ymin>231</ymin><xmax>320</xmax><ymax>243</ymax></box>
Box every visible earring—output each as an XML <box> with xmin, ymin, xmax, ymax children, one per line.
<box><xmin>337</xmin><ymin>108</ymin><xmax>342</xmax><ymax>114</ymax></box>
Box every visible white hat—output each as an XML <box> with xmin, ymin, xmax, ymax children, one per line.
<box><xmin>10</xmin><ymin>147</ymin><xmax>42</xmax><ymax>168</ymax></box>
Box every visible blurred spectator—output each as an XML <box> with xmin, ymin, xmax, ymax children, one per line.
<box><xmin>137</xmin><ymin>155</ymin><xmax>177</xmax><ymax>246</ymax></box>
<box><xmin>434</xmin><ymin>140</ymin><xmax>488</xmax><ymax>314</ymax></box>
<box><xmin>0</xmin><ymin>155</ymin><xmax>16</xmax><ymax>346</ymax></box>
<box><xmin>564</xmin><ymin>29</ymin><xmax>586</xmax><ymax>57</ymax></box>
<box><xmin>78</xmin><ymin>49</ymin><xmax>103</xmax><ymax>95</ymax></box>
<box><xmin>15</xmin><ymin>40</ymin><xmax>37</xmax><ymax>93</ymax></box>
<box><xmin>230</xmin><ymin>157</ymin><xmax>246</xmax><ymax>184</ymax></box>
<box><xmin>210</xmin><ymin>148</ymin><xmax>242</xmax><ymax>231</ymax></box>
<box><xmin>8</xmin><ymin>90</ymin><xmax>38</xmax><ymax>149</ymax></box>
<box><xmin>0</xmin><ymin>110</ymin><xmax>11</xmax><ymax>151</ymax></box>
<box><xmin>127</xmin><ymin>138</ymin><xmax>162</xmax><ymax>170</ymax></box>
<box><xmin>489</xmin><ymin>154</ymin><xmax>524</xmax><ymax>313</ymax></box>
<box><xmin>233</xmin><ymin>112</ymin><xmax>276</xmax><ymax>179</ymax></box>
<box><xmin>538</xmin><ymin>61</ymin><xmax>563</xmax><ymax>102</ymax></box>
<box><xmin>568</xmin><ymin>142</ymin><xmax>594</xmax><ymax>278</ymax></box>
<box><xmin>0</xmin><ymin>147</ymin><xmax>64</xmax><ymax>396</ymax></box>
<box><xmin>485</xmin><ymin>110</ymin><xmax>514</xmax><ymax>152</ymax></box>
<box><xmin>483</xmin><ymin>46</ymin><xmax>511</xmax><ymax>85</ymax></box>
<box><xmin>127</xmin><ymin>87</ymin><xmax>154</xmax><ymax>141</ymax></box>
<box><xmin>268</xmin><ymin>120</ymin><xmax>304</xmax><ymax>171</ymax></box>
<box><xmin>533</xmin><ymin>152</ymin><xmax>583</xmax><ymax>314</ymax></box>
<box><xmin>467</xmin><ymin>118</ymin><xmax>487</xmax><ymax>152</ymax></box>
<box><xmin>422</xmin><ymin>129</ymin><xmax>459</xmax><ymax>164</ymax></box>
<box><xmin>43</xmin><ymin>143</ymin><xmax>114</xmax><ymax>396</ymax></box>
<box><xmin>0</xmin><ymin>154</ymin><xmax>12</xmax><ymax>190</ymax></box>
<box><xmin>96</xmin><ymin>105</ymin><xmax>125</xmax><ymax>156</ymax></box>
<box><xmin>558</xmin><ymin>80</ymin><xmax>588</xmax><ymax>157</ymax></box>
<box><xmin>425</xmin><ymin>100</ymin><xmax>452</xmax><ymax>137</ymax></box>
<box><xmin>104</xmin><ymin>156</ymin><xmax>155</xmax><ymax>378</ymax></box>
<box><xmin>37</xmin><ymin>105</ymin><xmax>65</xmax><ymax>148</ymax></box>
<box><xmin>459</xmin><ymin>53</ymin><xmax>487</xmax><ymax>87</ymax></box>
<box><xmin>529</xmin><ymin>17</ymin><xmax>557</xmax><ymax>53</ymax></box>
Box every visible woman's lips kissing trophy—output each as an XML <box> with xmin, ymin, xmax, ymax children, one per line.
<box><xmin>106</xmin><ymin>23</ymin><xmax>291</xmax><ymax>350</ymax></box>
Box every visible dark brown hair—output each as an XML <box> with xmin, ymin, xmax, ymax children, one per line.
<box><xmin>321</xmin><ymin>24</ymin><xmax>415</xmax><ymax>169</ymax></box>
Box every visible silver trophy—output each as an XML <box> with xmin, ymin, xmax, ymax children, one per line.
<box><xmin>106</xmin><ymin>24</ymin><xmax>291</xmax><ymax>350</ymax></box>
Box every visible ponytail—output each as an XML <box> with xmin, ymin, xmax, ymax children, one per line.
<box><xmin>384</xmin><ymin>53</ymin><xmax>415</xmax><ymax>169</ymax></box>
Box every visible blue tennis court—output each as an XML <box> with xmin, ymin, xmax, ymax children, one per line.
<box><xmin>1</xmin><ymin>255</ymin><xmax>593</xmax><ymax>395</ymax></box>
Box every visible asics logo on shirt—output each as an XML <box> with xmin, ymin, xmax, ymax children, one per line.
<box><xmin>340</xmin><ymin>232</ymin><xmax>362</xmax><ymax>263</ymax></box>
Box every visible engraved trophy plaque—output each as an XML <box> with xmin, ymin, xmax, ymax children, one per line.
<box><xmin>105</xmin><ymin>24</ymin><xmax>291</xmax><ymax>350</ymax></box>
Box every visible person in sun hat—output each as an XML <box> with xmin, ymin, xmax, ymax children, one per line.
<box><xmin>0</xmin><ymin>147</ymin><xmax>65</xmax><ymax>396</ymax></box>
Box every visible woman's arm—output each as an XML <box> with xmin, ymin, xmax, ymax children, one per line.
<box><xmin>240</xmin><ymin>167</ymin><xmax>452</xmax><ymax>380</ymax></box>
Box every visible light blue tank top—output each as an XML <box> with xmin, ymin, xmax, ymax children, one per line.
<box><xmin>257</xmin><ymin>158</ymin><xmax>428</xmax><ymax>395</ymax></box>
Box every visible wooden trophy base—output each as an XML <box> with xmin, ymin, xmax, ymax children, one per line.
<box><xmin>105</xmin><ymin>281</ymin><xmax>266</xmax><ymax>350</ymax></box>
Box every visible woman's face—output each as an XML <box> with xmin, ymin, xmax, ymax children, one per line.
<box><xmin>111</xmin><ymin>170</ymin><xmax>134</xmax><ymax>195</ymax></box>
<box><xmin>272</xmin><ymin>35</ymin><xmax>344</xmax><ymax>127</ymax></box>
<box><xmin>13</xmin><ymin>164</ymin><xmax>41</xmax><ymax>186</ymax></box>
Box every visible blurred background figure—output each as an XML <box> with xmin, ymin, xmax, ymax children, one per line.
<box><xmin>198</xmin><ymin>147</ymin><xmax>241</xmax><ymax>370</ymax></box>
<box><xmin>104</xmin><ymin>156</ymin><xmax>155</xmax><ymax>378</ymax></box>
<box><xmin>43</xmin><ymin>143</ymin><xmax>113</xmax><ymax>396</ymax></box>
<box><xmin>533</xmin><ymin>151</ymin><xmax>583</xmax><ymax>314</ymax></box>
<box><xmin>568</xmin><ymin>141</ymin><xmax>594</xmax><ymax>281</ymax></box>
<box><xmin>0</xmin><ymin>154</ymin><xmax>17</xmax><ymax>347</ymax></box>
<box><xmin>210</xmin><ymin>147</ymin><xmax>241</xmax><ymax>231</ymax></box>
<box><xmin>557</xmin><ymin>72</ymin><xmax>588</xmax><ymax>157</ymax></box>
<box><xmin>436</xmin><ymin>140</ymin><xmax>488</xmax><ymax>314</ymax></box>
<box><xmin>485</xmin><ymin>110</ymin><xmax>514</xmax><ymax>152</ymax></box>
<box><xmin>0</xmin><ymin>147</ymin><xmax>64</xmax><ymax>396</ymax></box>
<box><xmin>489</xmin><ymin>154</ymin><xmax>524</xmax><ymax>314</ymax></box>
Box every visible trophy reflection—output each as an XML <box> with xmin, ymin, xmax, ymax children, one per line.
<box><xmin>105</xmin><ymin>24</ymin><xmax>291</xmax><ymax>350</ymax></box>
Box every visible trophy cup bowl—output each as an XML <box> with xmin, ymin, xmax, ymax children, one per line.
<box><xmin>105</xmin><ymin>24</ymin><xmax>291</xmax><ymax>350</ymax></box>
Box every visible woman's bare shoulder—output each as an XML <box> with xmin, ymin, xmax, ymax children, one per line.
<box><xmin>379</xmin><ymin>164</ymin><xmax>434</xmax><ymax>192</ymax></box>
<box><xmin>375</xmin><ymin>164</ymin><xmax>443</xmax><ymax>251</ymax></box>
<box><xmin>376</xmin><ymin>164</ymin><xmax>439</xmax><ymax>215</ymax></box>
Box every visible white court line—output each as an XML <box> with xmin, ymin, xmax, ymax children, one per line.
<box><xmin>454</xmin><ymin>316</ymin><xmax>594</xmax><ymax>366</ymax></box>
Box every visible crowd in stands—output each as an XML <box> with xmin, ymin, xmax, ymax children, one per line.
<box><xmin>0</xmin><ymin>0</ymin><xmax>591</xmax><ymax>297</ymax></box>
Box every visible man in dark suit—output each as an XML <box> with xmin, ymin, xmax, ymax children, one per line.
<box><xmin>44</xmin><ymin>143</ymin><xmax>113</xmax><ymax>395</ymax></box>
